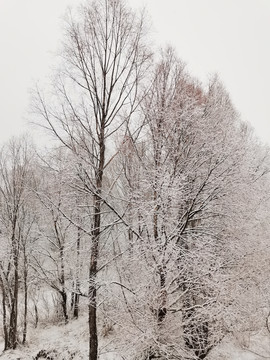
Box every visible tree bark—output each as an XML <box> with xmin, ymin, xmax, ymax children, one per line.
<box><xmin>73</xmin><ymin>227</ymin><xmax>81</xmax><ymax>319</ymax></box>
<box><xmin>34</xmin><ymin>303</ymin><xmax>39</xmax><ymax>329</ymax></box>
<box><xmin>8</xmin><ymin>268</ymin><xmax>18</xmax><ymax>349</ymax></box>
<box><xmin>0</xmin><ymin>276</ymin><xmax>9</xmax><ymax>350</ymax></box>
<box><xmin>9</xmin><ymin>244</ymin><xmax>19</xmax><ymax>349</ymax></box>
<box><xmin>89</xmin><ymin>195</ymin><xmax>102</xmax><ymax>360</ymax></box>
<box><xmin>60</xmin><ymin>290</ymin><xmax>68</xmax><ymax>325</ymax></box>
<box><xmin>22</xmin><ymin>251</ymin><xmax>28</xmax><ymax>344</ymax></box>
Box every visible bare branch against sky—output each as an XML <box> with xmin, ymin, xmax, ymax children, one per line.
<box><xmin>0</xmin><ymin>0</ymin><xmax>270</xmax><ymax>145</ymax></box>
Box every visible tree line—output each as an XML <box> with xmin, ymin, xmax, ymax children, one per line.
<box><xmin>0</xmin><ymin>0</ymin><xmax>270</xmax><ymax>359</ymax></box>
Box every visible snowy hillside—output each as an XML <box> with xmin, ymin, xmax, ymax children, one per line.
<box><xmin>0</xmin><ymin>316</ymin><xmax>119</xmax><ymax>360</ymax></box>
<box><xmin>1</xmin><ymin>316</ymin><xmax>270</xmax><ymax>360</ymax></box>
<box><xmin>208</xmin><ymin>331</ymin><xmax>270</xmax><ymax>360</ymax></box>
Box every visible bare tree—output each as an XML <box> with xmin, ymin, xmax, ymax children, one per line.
<box><xmin>28</xmin><ymin>2</ymin><xmax>270</xmax><ymax>358</ymax></box>
<box><xmin>0</xmin><ymin>137</ymin><xmax>36</xmax><ymax>349</ymax></box>
<box><xmin>32</xmin><ymin>0</ymin><xmax>151</xmax><ymax>358</ymax></box>
<box><xmin>32</xmin><ymin>149</ymin><xmax>80</xmax><ymax>325</ymax></box>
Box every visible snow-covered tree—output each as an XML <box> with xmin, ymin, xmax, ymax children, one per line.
<box><xmin>32</xmin><ymin>0</ymin><xmax>151</xmax><ymax>358</ymax></box>
<box><xmin>0</xmin><ymin>137</ymin><xmax>37</xmax><ymax>349</ymax></box>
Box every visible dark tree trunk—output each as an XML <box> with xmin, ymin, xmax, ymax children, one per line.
<box><xmin>88</xmin><ymin>196</ymin><xmax>100</xmax><ymax>360</ymax></box>
<box><xmin>58</xmin><ymin>239</ymin><xmax>68</xmax><ymax>324</ymax></box>
<box><xmin>60</xmin><ymin>290</ymin><xmax>68</xmax><ymax>324</ymax></box>
<box><xmin>73</xmin><ymin>292</ymin><xmax>80</xmax><ymax>319</ymax></box>
<box><xmin>157</xmin><ymin>269</ymin><xmax>167</xmax><ymax>324</ymax></box>
<box><xmin>88</xmin><ymin>120</ymin><xmax>105</xmax><ymax>360</ymax></box>
<box><xmin>34</xmin><ymin>303</ymin><xmax>39</xmax><ymax>328</ymax></box>
<box><xmin>8</xmin><ymin>250</ymin><xmax>19</xmax><ymax>349</ymax></box>
<box><xmin>22</xmin><ymin>253</ymin><xmax>28</xmax><ymax>344</ymax></box>
<box><xmin>89</xmin><ymin>280</ymin><xmax>98</xmax><ymax>360</ymax></box>
<box><xmin>0</xmin><ymin>277</ymin><xmax>10</xmax><ymax>350</ymax></box>
<box><xmin>73</xmin><ymin>227</ymin><xmax>81</xmax><ymax>319</ymax></box>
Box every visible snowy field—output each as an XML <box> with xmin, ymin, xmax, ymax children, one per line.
<box><xmin>0</xmin><ymin>316</ymin><xmax>270</xmax><ymax>360</ymax></box>
<box><xmin>208</xmin><ymin>331</ymin><xmax>270</xmax><ymax>360</ymax></box>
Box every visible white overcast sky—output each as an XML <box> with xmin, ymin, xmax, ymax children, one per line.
<box><xmin>0</xmin><ymin>0</ymin><xmax>270</xmax><ymax>146</ymax></box>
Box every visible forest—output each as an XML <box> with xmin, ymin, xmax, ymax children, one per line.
<box><xmin>0</xmin><ymin>0</ymin><xmax>270</xmax><ymax>359</ymax></box>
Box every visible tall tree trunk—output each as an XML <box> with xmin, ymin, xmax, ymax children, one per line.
<box><xmin>0</xmin><ymin>276</ymin><xmax>9</xmax><ymax>350</ymax></box>
<box><xmin>34</xmin><ymin>303</ymin><xmax>39</xmax><ymax>329</ymax></box>
<box><xmin>8</xmin><ymin>217</ymin><xmax>19</xmax><ymax>349</ymax></box>
<box><xmin>73</xmin><ymin>227</ymin><xmax>81</xmax><ymax>319</ymax></box>
<box><xmin>73</xmin><ymin>292</ymin><xmax>80</xmax><ymax>319</ymax></box>
<box><xmin>59</xmin><ymin>245</ymin><xmax>68</xmax><ymax>324</ymax></box>
<box><xmin>9</xmin><ymin>262</ymin><xmax>18</xmax><ymax>349</ymax></box>
<box><xmin>89</xmin><ymin>135</ymin><xmax>105</xmax><ymax>360</ymax></box>
<box><xmin>54</xmin><ymin>215</ymin><xmax>69</xmax><ymax>326</ymax></box>
<box><xmin>157</xmin><ymin>268</ymin><xmax>167</xmax><ymax>324</ymax></box>
<box><xmin>89</xmin><ymin>196</ymin><xmax>101</xmax><ymax>360</ymax></box>
<box><xmin>60</xmin><ymin>290</ymin><xmax>68</xmax><ymax>325</ymax></box>
<box><xmin>154</xmin><ymin>183</ymin><xmax>167</xmax><ymax>325</ymax></box>
<box><xmin>71</xmin><ymin>284</ymin><xmax>74</xmax><ymax>311</ymax></box>
<box><xmin>22</xmin><ymin>263</ymin><xmax>28</xmax><ymax>344</ymax></box>
<box><xmin>22</xmin><ymin>249</ymin><xmax>28</xmax><ymax>344</ymax></box>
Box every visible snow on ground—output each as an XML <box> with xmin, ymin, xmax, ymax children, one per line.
<box><xmin>0</xmin><ymin>317</ymin><xmax>89</xmax><ymax>359</ymax></box>
<box><xmin>0</xmin><ymin>317</ymin><xmax>270</xmax><ymax>359</ymax></box>
<box><xmin>0</xmin><ymin>316</ymin><xmax>121</xmax><ymax>360</ymax></box>
<box><xmin>207</xmin><ymin>330</ymin><xmax>270</xmax><ymax>360</ymax></box>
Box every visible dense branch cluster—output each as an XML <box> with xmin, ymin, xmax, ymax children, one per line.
<box><xmin>0</xmin><ymin>1</ymin><xmax>270</xmax><ymax>359</ymax></box>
